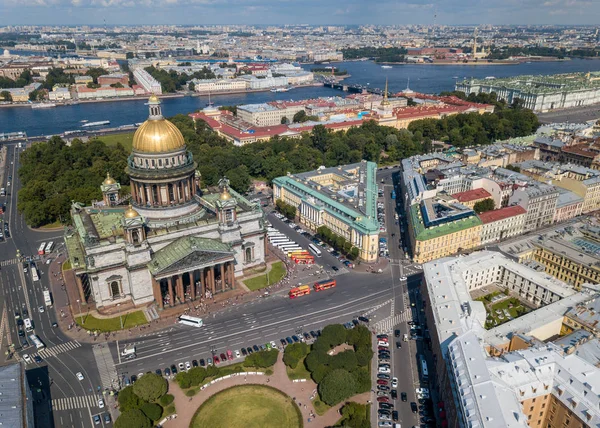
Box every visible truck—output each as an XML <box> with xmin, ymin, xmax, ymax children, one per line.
<box><xmin>43</xmin><ymin>290</ymin><xmax>52</xmax><ymax>307</ymax></box>
<box><xmin>121</xmin><ymin>345</ymin><xmax>136</xmax><ymax>357</ymax></box>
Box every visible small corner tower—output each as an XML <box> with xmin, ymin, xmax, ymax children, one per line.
<box><xmin>216</xmin><ymin>177</ymin><xmax>238</xmax><ymax>227</ymax></box>
<box><xmin>101</xmin><ymin>172</ymin><xmax>121</xmax><ymax>206</ymax></box>
<box><xmin>121</xmin><ymin>204</ymin><xmax>146</xmax><ymax>245</ymax></box>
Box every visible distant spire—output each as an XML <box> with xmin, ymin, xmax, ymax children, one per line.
<box><xmin>381</xmin><ymin>77</ymin><xmax>390</xmax><ymax>106</ymax></box>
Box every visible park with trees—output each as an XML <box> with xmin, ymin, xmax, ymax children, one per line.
<box><xmin>282</xmin><ymin>323</ymin><xmax>373</xmax><ymax>410</ymax></box>
<box><xmin>16</xmin><ymin>96</ymin><xmax>539</xmax><ymax>228</ymax></box>
<box><xmin>115</xmin><ymin>373</ymin><xmax>174</xmax><ymax>428</ymax></box>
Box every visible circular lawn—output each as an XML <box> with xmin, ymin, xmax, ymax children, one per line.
<box><xmin>190</xmin><ymin>385</ymin><xmax>302</xmax><ymax>428</ymax></box>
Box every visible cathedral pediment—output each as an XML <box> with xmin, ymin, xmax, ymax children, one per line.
<box><xmin>148</xmin><ymin>236</ymin><xmax>234</xmax><ymax>277</ymax></box>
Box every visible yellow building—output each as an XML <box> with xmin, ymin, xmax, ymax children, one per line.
<box><xmin>552</xmin><ymin>175</ymin><xmax>600</xmax><ymax>214</ymax></box>
<box><xmin>532</xmin><ymin>241</ymin><xmax>600</xmax><ymax>289</ymax></box>
<box><xmin>409</xmin><ymin>202</ymin><xmax>482</xmax><ymax>264</ymax></box>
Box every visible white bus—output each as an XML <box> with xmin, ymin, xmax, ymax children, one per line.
<box><xmin>29</xmin><ymin>334</ymin><xmax>45</xmax><ymax>350</ymax></box>
<box><xmin>31</xmin><ymin>268</ymin><xmax>39</xmax><ymax>282</ymax></box>
<box><xmin>45</xmin><ymin>241</ymin><xmax>55</xmax><ymax>254</ymax></box>
<box><xmin>420</xmin><ymin>355</ymin><xmax>429</xmax><ymax>381</ymax></box>
<box><xmin>179</xmin><ymin>315</ymin><xmax>203</xmax><ymax>328</ymax></box>
<box><xmin>270</xmin><ymin>239</ymin><xmax>292</xmax><ymax>246</ymax></box>
<box><xmin>268</xmin><ymin>236</ymin><xmax>288</xmax><ymax>242</ymax></box>
<box><xmin>24</xmin><ymin>318</ymin><xmax>33</xmax><ymax>332</ymax></box>
<box><xmin>274</xmin><ymin>242</ymin><xmax>294</xmax><ymax>249</ymax></box>
<box><xmin>308</xmin><ymin>243</ymin><xmax>322</xmax><ymax>257</ymax></box>
<box><xmin>267</xmin><ymin>233</ymin><xmax>286</xmax><ymax>239</ymax></box>
<box><xmin>279</xmin><ymin>244</ymin><xmax>302</xmax><ymax>252</ymax></box>
<box><xmin>43</xmin><ymin>290</ymin><xmax>52</xmax><ymax>307</ymax></box>
<box><xmin>38</xmin><ymin>243</ymin><xmax>46</xmax><ymax>255</ymax></box>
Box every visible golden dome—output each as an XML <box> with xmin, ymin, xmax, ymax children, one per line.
<box><xmin>103</xmin><ymin>172</ymin><xmax>116</xmax><ymax>185</ymax></box>
<box><xmin>132</xmin><ymin>119</ymin><xmax>186</xmax><ymax>153</ymax></box>
<box><xmin>124</xmin><ymin>204</ymin><xmax>140</xmax><ymax>218</ymax></box>
<box><xmin>220</xmin><ymin>188</ymin><xmax>232</xmax><ymax>200</ymax></box>
<box><xmin>148</xmin><ymin>94</ymin><xmax>160</xmax><ymax>103</ymax></box>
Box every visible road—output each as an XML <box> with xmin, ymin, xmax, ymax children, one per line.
<box><xmin>0</xmin><ymin>151</ymin><xmax>426</xmax><ymax>428</ymax></box>
<box><xmin>0</xmin><ymin>143</ymin><xmax>108</xmax><ymax>428</ymax></box>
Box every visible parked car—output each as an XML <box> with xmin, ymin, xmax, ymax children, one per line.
<box><xmin>220</xmin><ymin>353</ymin><xmax>227</xmax><ymax>361</ymax></box>
<box><xmin>213</xmin><ymin>356</ymin><xmax>220</xmax><ymax>364</ymax></box>
<box><xmin>391</xmin><ymin>377</ymin><xmax>398</xmax><ymax>388</ymax></box>
<box><xmin>411</xmin><ymin>402</ymin><xmax>418</xmax><ymax>413</ymax></box>
<box><xmin>377</xmin><ymin>380</ymin><xmax>388</xmax><ymax>386</ymax></box>
<box><xmin>164</xmin><ymin>368</ymin><xmax>170</xmax><ymax>377</ymax></box>
<box><xmin>103</xmin><ymin>413</ymin><xmax>111</xmax><ymax>424</ymax></box>
<box><xmin>377</xmin><ymin>374</ymin><xmax>390</xmax><ymax>380</ymax></box>
<box><xmin>93</xmin><ymin>415</ymin><xmax>101</xmax><ymax>425</ymax></box>
<box><xmin>192</xmin><ymin>360</ymin><xmax>198</xmax><ymax>367</ymax></box>
<box><xmin>199</xmin><ymin>359</ymin><xmax>206</xmax><ymax>367</ymax></box>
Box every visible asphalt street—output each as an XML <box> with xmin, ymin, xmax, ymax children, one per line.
<box><xmin>0</xmin><ymin>143</ymin><xmax>108</xmax><ymax>428</ymax></box>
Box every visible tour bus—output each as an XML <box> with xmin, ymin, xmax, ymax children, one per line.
<box><xmin>288</xmin><ymin>250</ymin><xmax>309</xmax><ymax>257</ymax></box>
<box><xmin>269</xmin><ymin>238</ymin><xmax>291</xmax><ymax>245</ymax></box>
<box><xmin>420</xmin><ymin>355</ymin><xmax>429</xmax><ymax>381</ymax></box>
<box><xmin>292</xmin><ymin>255</ymin><xmax>315</xmax><ymax>265</ymax></box>
<box><xmin>274</xmin><ymin>241</ymin><xmax>294</xmax><ymax>249</ymax></box>
<box><xmin>308</xmin><ymin>243</ymin><xmax>322</xmax><ymax>257</ymax></box>
<box><xmin>43</xmin><ymin>290</ymin><xmax>52</xmax><ymax>307</ymax></box>
<box><xmin>31</xmin><ymin>267</ymin><xmax>39</xmax><ymax>282</ymax></box>
<box><xmin>289</xmin><ymin>285</ymin><xmax>311</xmax><ymax>299</ymax></box>
<box><xmin>24</xmin><ymin>318</ymin><xmax>33</xmax><ymax>332</ymax></box>
<box><xmin>38</xmin><ymin>243</ymin><xmax>46</xmax><ymax>255</ymax></box>
<box><xmin>29</xmin><ymin>334</ymin><xmax>45</xmax><ymax>350</ymax></box>
<box><xmin>178</xmin><ymin>315</ymin><xmax>204</xmax><ymax>328</ymax></box>
<box><xmin>279</xmin><ymin>244</ymin><xmax>301</xmax><ymax>252</ymax></box>
<box><xmin>314</xmin><ymin>279</ymin><xmax>337</xmax><ymax>292</ymax></box>
<box><xmin>267</xmin><ymin>232</ymin><xmax>286</xmax><ymax>239</ymax></box>
<box><xmin>45</xmin><ymin>241</ymin><xmax>54</xmax><ymax>254</ymax></box>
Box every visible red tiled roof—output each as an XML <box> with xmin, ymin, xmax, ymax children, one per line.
<box><xmin>452</xmin><ymin>188</ymin><xmax>492</xmax><ymax>203</ymax></box>
<box><xmin>478</xmin><ymin>205</ymin><xmax>527</xmax><ymax>224</ymax></box>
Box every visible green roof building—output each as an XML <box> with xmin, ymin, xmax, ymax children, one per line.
<box><xmin>272</xmin><ymin>160</ymin><xmax>381</xmax><ymax>262</ymax></box>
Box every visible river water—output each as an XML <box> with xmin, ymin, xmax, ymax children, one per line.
<box><xmin>2</xmin><ymin>58</ymin><xmax>600</xmax><ymax>137</ymax></box>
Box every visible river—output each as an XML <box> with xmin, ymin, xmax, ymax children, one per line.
<box><xmin>2</xmin><ymin>58</ymin><xmax>600</xmax><ymax>137</ymax></box>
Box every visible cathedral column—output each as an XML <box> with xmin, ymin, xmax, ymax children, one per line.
<box><xmin>176</xmin><ymin>274</ymin><xmax>184</xmax><ymax>302</ymax></box>
<box><xmin>168</xmin><ymin>277</ymin><xmax>174</xmax><ymax>306</ymax></box>
<box><xmin>75</xmin><ymin>275</ymin><xmax>86</xmax><ymax>303</ymax></box>
<box><xmin>188</xmin><ymin>271</ymin><xmax>195</xmax><ymax>300</ymax></box>
<box><xmin>130</xmin><ymin>181</ymin><xmax>137</xmax><ymax>203</ymax></box>
<box><xmin>209</xmin><ymin>266</ymin><xmax>216</xmax><ymax>295</ymax></box>
<box><xmin>229</xmin><ymin>262</ymin><xmax>235</xmax><ymax>289</ymax></box>
<box><xmin>152</xmin><ymin>278</ymin><xmax>163</xmax><ymax>309</ymax></box>
<box><xmin>220</xmin><ymin>263</ymin><xmax>226</xmax><ymax>292</ymax></box>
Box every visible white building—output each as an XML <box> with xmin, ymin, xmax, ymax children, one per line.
<box><xmin>509</xmin><ymin>184</ymin><xmax>559</xmax><ymax>232</ymax></box>
<box><xmin>478</xmin><ymin>205</ymin><xmax>527</xmax><ymax>245</ymax></box>
<box><xmin>133</xmin><ymin>69</ymin><xmax>162</xmax><ymax>95</ymax></box>
<box><xmin>48</xmin><ymin>87</ymin><xmax>72</xmax><ymax>101</ymax></box>
<box><xmin>193</xmin><ymin>78</ymin><xmax>247</xmax><ymax>93</ymax></box>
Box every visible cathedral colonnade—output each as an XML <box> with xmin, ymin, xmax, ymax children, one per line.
<box><xmin>151</xmin><ymin>261</ymin><xmax>236</xmax><ymax>309</ymax></box>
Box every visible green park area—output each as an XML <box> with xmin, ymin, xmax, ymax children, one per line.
<box><xmin>243</xmin><ymin>261</ymin><xmax>287</xmax><ymax>291</ymax></box>
<box><xmin>91</xmin><ymin>132</ymin><xmax>134</xmax><ymax>151</ymax></box>
<box><xmin>190</xmin><ymin>385</ymin><xmax>302</xmax><ymax>428</ymax></box>
<box><xmin>116</xmin><ymin>373</ymin><xmax>175</xmax><ymax>428</ymax></box>
<box><xmin>75</xmin><ymin>310</ymin><xmax>148</xmax><ymax>332</ymax></box>
<box><xmin>477</xmin><ymin>293</ymin><xmax>530</xmax><ymax>329</ymax></box>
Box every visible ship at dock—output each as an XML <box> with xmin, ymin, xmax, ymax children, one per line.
<box><xmin>31</xmin><ymin>103</ymin><xmax>57</xmax><ymax>109</ymax></box>
<box><xmin>270</xmin><ymin>87</ymin><xmax>292</xmax><ymax>93</ymax></box>
<box><xmin>81</xmin><ymin>120</ymin><xmax>110</xmax><ymax>128</ymax></box>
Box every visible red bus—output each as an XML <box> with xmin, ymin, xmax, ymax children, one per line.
<box><xmin>294</xmin><ymin>258</ymin><xmax>315</xmax><ymax>265</ymax></box>
<box><xmin>289</xmin><ymin>285</ymin><xmax>311</xmax><ymax>299</ymax></box>
<box><xmin>288</xmin><ymin>250</ymin><xmax>310</xmax><ymax>258</ymax></box>
<box><xmin>314</xmin><ymin>279</ymin><xmax>337</xmax><ymax>292</ymax></box>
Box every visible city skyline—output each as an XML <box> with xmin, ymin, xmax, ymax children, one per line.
<box><xmin>1</xmin><ymin>0</ymin><xmax>599</xmax><ymax>26</ymax></box>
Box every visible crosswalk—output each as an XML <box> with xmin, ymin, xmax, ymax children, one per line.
<box><xmin>0</xmin><ymin>258</ymin><xmax>18</xmax><ymax>267</ymax></box>
<box><xmin>374</xmin><ymin>310</ymin><xmax>413</xmax><ymax>333</ymax></box>
<box><xmin>34</xmin><ymin>341</ymin><xmax>81</xmax><ymax>359</ymax></box>
<box><xmin>93</xmin><ymin>344</ymin><xmax>118</xmax><ymax>390</ymax></box>
<box><xmin>52</xmin><ymin>394</ymin><xmax>102</xmax><ymax>411</ymax></box>
<box><xmin>362</xmin><ymin>299</ymin><xmax>393</xmax><ymax>317</ymax></box>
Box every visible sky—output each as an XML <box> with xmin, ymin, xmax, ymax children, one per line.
<box><xmin>1</xmin><ymin>0</ymin><xmax>599</xmax><ymax>26</ymax></box>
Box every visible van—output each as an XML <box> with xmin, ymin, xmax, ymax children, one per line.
<box><xmin>403</xmin><ymin>334</ymin><xmax>408</xmax><ymax>342</ymax></box>
<box><xmin>121</xmin><ymin>345</ymin><xmax>136</xmax><ymax>357</ymax></box>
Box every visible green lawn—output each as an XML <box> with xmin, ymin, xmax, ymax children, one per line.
<box><xmin>485</xmin><ymin>297</ymin><xmax>530</xmax><ymax>329</ymax></box>
<box><xmin>243</xmin><ymin>262</ymin><xmax>287</xmax><ymax>291</ymax></box>
<box><xmin>75</xmin><ymin>310</ymin><xmax>148</xmax><ymax>332</ymax></box>
<box><xmin>190</xmin><ymin>385</ymin><xmax>302</xmax><ymax>428</ymax></box>
<box><xmin>38</xmin><ymin>221</ymin><xmax>63</xmax><ymax>230</ymax></box>
<box><xmin>91</xmin><ymin>132</ymin><xmax>135</xmax><ymax>152</ymax></box>
<box><xmin>313</xmin><ymin>397</ymin><xmax>331</xmax><ymax>416</ymax></box>
<box><xmin>286</xmin><ymin>358</ymin><xmax>312</xmax><ymax>381</ymax></box>
<box><xmin>62</xmin><ymin>260</ymin><xmax>72</xmax><ymax>271</ymax></box>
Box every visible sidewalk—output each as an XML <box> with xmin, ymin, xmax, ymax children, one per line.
<box><xmin>164</xmin><ymin>351</ymin><xmax>369</xmax><ymax>428</ymax></box>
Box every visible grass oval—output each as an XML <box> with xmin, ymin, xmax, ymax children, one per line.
<box><xmin>190</xmin><ymin>384</ymin><xmax>303</xmax><ymax>428</ymax></box>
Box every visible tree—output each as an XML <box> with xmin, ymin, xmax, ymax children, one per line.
<box><xmin>174</xmin><ymin>371</ymin><xmax>192</xmax><ymax>389</ymax></box>
<box><xmin>117</xmin><ymin>386</ymin><xmax>144</xmax><ymax>412</ymax></box>
<box><xmin>114</xmin><ymin>409</ymin><xmax>151</xmax><ymax>428</ymax></box>
<box><xmin>283</xmin><ymin>342</ymin><xmax>309</xmax><ymax>369</ymax></box>
<box><xmin>330</xmin><ymin>350</ymin><xmax>358</xmax><ymax>371</ymax></box>
<box><xmin>140</xmin><ymin>402</ymin><xmax>162</xmax><ymax>421</ymax></box>
<box><xmin>159</xmin><ymin>394</ymin><xmax>174</xmax><ymax>406</ymax></box>
<box><xmin>311</xmin><ymin>364</ymin><xmax>332</xmax><ymax>383</ymax></box>
<box><xmin>126</xmin><ymin>52</ymin><xmax>134</xmax><ymax>59</ymax></box>
<box><xmin>319</xmin><ymin>324</ymin><xmax>347</xmax><ymax>348</ymax></box>
<box><xmin>318</xmin><ymin>369</ymin><xmax>358</xmax><ymax>406</ymax></box>
<box><xmin>473</xmin><ymin>198</ymin><xmax>495</xmax><ymax>214</ymax></box>
<box><xmin>110</xmin><ymin>82</ymin><xmax>124</xmax><ymax>88</ymax></box>
<box><xmin>293</xmin><ymin>110</ymin><xmax>308</xmax><ymax>123</ymax></box>
<box><xmin>132</xmin><ymin>373</ymin><xmax>167</xmax><ymax>402</ymax></box>
<box><xmin>337</xmin><ymin>402</ymin><xmax>370</xmax><ymax>428</ymax></box>
<box><xmin>188</xmin><ymin>367</ymin><xmax>207</xmax><ymax>385</ymax></box>
<box><xmin>244</xmin><ymin>349</ymin><xmax>278</xmax><ymax>368</ymax></box>
<box><xmin>506</xmin><ymin>164</ymin><xmax>521</xmax><ymax>173</ymax></box>
<box><xmin>188</xmin><ymin>82</ymin><xmax>195</xmax><ymax>92</ymax></box>
<box><xmin>225</xmin><ymin>165</ymin><xmax>251</xmax><ymax>193</ymax></box>
<box><xmin>281</xmin><ymin>116</ymin><xmax>288</xmax><ymax>124</ymax></box>
<box><xmin>0</xmin><ymin>90</ymin><xmax>12</xmax><ymax>102</ymax></box>
<box><xmin>86</xmin><ymin>67</ymin><xmax>108</xmax><ymax>84</ymax></box>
